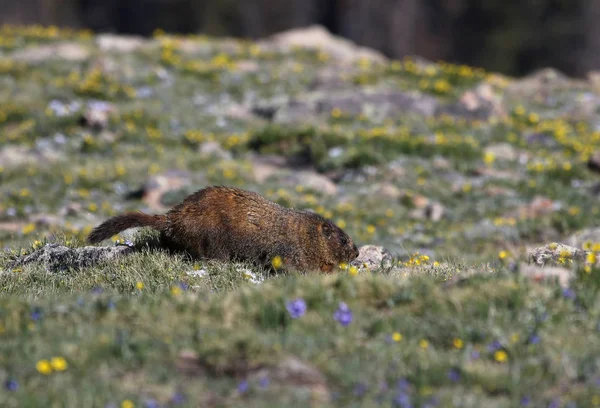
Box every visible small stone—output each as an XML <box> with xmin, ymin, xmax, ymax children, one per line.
<box><xmin>351</xmin><ymin>245</ymin><xmax>393</xmax><ymax>269</ymax></box>
<box><xmin>198</xmin><ymin>141</ymin><xmax>232</xmax><ymax>160</ymax></box>
<box><xmin>484</xmin><ymin>143</ymin><xmax>517</xmax><ymax>162</ymax></box>
<box><xmin>96</xmin><ymin>34</ymin><xmax>146</xmax><ymax>53</ymax></box>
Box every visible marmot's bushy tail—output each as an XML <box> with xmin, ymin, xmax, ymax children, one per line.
<box><xmin>87</xmin><ymin>212</ymin><xmax>167</xmax><ymax>244</ymax></box>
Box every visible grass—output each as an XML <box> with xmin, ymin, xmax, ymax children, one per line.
<box><xmin>1</xmin><ymin>24</ymin><xmax>600</xmax><ymax>406</ymax></box>
<box><xmin>2</xmin><ymin>241</ymin><xmax>600</xmax><ymax>407</ymax></box>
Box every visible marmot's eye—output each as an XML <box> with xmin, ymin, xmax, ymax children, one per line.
<box><xmin>340</xmin><ymin>235</ymin><xmax>348</xmax><ymax>245</ymax></box>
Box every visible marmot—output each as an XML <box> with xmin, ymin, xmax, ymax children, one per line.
<box><xmin>87</xmin><ymin>185</ymin><xmax>359</xmax><ymax>272</ymax></box>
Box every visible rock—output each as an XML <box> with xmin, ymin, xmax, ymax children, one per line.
<box><xmin>472</xmin><ymin>167</ymin><xmax>520</xmax><ymax>180</ymax></box>
<box><xmin>518</xmin><ymin>262</ymin><xmax>573</xmax><ymax>288</ymax></box>
<box><xmin>0</xmin><ymin>145</ymin><xmax>63</xmax><ymax>169</ymax></box>
<box><xmin>96</xmin><ymin>34</ymin><xmax>146</xmax><ymax>53</ymax></box>
<box><xmin>409</xmin><ymin>201</ymin><xmax>445</xmax><ymax>222</ymax></box>
<box><xmin>566</xmin><ymin>227</ymin><xmax>600</xmax><ymax>248</ymax></box>
<box><xmin>527</xmin><ymin>243</ymin><xmax>588</xmax><ymax>266</ymax></box>
<box><xmin>7</xmin><ymin>243</ymin><xmax>134</xmax><ymax>273</ymax></box>
<box><xmin>517</xmin><ymin>196</ymin><xmax>558</xmax><ymax>220</ymax></box>
<box><xmin>251</xmin><ymin>155</ymin><xmax>289</xmax><ymax>183</ymax></box>
<box><xmin>198</xmin><ymin>141</ymin><xmax>233</xmax><ymax>161</ymax></box>
<box><xmin>484</xmin><ymin>143</ymin><xmax>518</xmax><ymax>162</ymax></box>
<box><xmin>316</xmin><ymin>89</ymin><xmax>439</xmax><ymax>119</ymax></box>
<box><xmin>260</xmin><ymin>25</ymin><xmax>387</xmax><ymax>64</ymax></box>
<box><xmin>374</xmin><ymin>182</ymin><xmax>402</xmax><ymax>199</ymax></box>
<box><xmin>284</xmin><ymin>171</ymin><xmax>338</xmax><ymax>195</ymax></box>
<box><xmin>176</xmin><ymin>350</ymin><xmax>206</xmax><ymax>377</ymax></box>
<box><xmin>0</xmin><ymin>221</ymin><xmax>24</xmax><ymax>233</ymax></box>
<box><xmin>80</xmin><ymin>101</ymin><xmax>115</xmax><ymax>130</ymax></box>
<box><xmin>351</xmin><ymin>245</ymin><xmax>393</xmax><ymax>269</ymax></box>
<box><xmin>11</xmin><ymin>42</ymin><xmax>90</xmax><ymax>63</ymax></box>
<box><xmin>132</xmin><ymin>170</ymin><xmax>192</xmax><ymax>211</ymax></box>
<box><xmin>457</xmin><ymin>82</ymin><xmax>507</xmax><ymax>119</ymax></box>
<box><xmin>248</xmin><ymin>356</ymin><xmax>329</xmax><ymax>401</ymax></box>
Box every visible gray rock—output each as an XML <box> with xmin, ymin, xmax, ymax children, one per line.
<box><xmin>11</xmin><ymin>42</ymin><xmax>90</xmax><ymax>63</ymax></box>
<box><xmin>527</xmin><ymin>243</ymin><xmax>588</xmax><ymax>266</ymax></box>
<box><xmin>518</xmin><ymin>262</ymin><xmax>573</xmax><ymax>288</ymax></box>
<box><xmin>259</xmin><ymin>25</ymin><xmax>387</xmax><ymax>64</ymax></box>
<box><xmin>283</xmin><ymin>171</ymin><xmax>338</xmax><ymax>195</ymax></box>
<box><xmin>566</xmin><ymin>227</ymin><xmax>600</xmax><ymax>248</ymax></box>
<box><xmin>351</xmin><ymin>245</ymin><xmax>393</xmax><ymax>269</ymax></box>
<box><xmin>7</xmin><ymin>243</ymin><xmax>134</xmax><ymax>273</ymax></box>
<box><xmin>484</xmin><ymin>143</ymin><xmax>518</xmax><ymax>162</ymax></box>
<box><xmin>198</xmin><ymin>141</ymin><xmax>233</xmax><ymax>160</ymax></box>
<box><xmin>249</xmin><ymin>356</ymin><xmax>329</xmax><ymax>401</ymax></box>
<box><xmin>96</xmin><ymin>34</ymin><xmax>146</xmax><ymax>53</ymax></box>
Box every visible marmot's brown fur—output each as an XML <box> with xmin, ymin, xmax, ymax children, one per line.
<box><xmin>87</xmin><ymin>185</ymin><xmax>359</xmax><ymax>272</ymax></box>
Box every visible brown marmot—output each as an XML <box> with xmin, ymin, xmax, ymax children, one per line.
<box><xmin>87</xmin><ymin>185</ymin><xmax>359</xmax><ymax>272</ymax></box>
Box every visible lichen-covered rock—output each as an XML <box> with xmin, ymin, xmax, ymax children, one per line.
<box><xmin>351</xmin><ymin>245</ymin><xmax>393</xmax><ymax>269</ymax></box>
<box><xmin>7</xmin><ymin>243</ymin><xmax>134</xmax><ymax>273</ymax></box>
<box><xmin>527</xmin><ymin>242</ymin><xmax>588</xmax><ymax>266</ymax></box>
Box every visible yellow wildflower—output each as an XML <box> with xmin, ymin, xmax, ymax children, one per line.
<box><xmin>494</xmin><ymin>350</ymin><xmax>508</xmax><ymax>363</ymax></box>
<box><xmin>36</xmin><ymin>359</ymin><xmax>53</xmax><ymax>375</ymax></box>
<box><xmin>121</xmin><ymin>400</ymin><xmax>135</xmax><ymax>408</ymax></box>
<box><xmin>271</xmin><ymin>256</ymin><xmax>282</xmax><ymax>269</ymax></box>
<box><xmin>419</xmin><ymin>339</ymin><xmax>429</xmax><ymax>349</ymax></box>
<box><xmin>392</xmin><ymin>332</ymin><xmax>403</xmax><ymax>342</ymax></box>
<box><xmin>453</xmin><ymin>338</ymin><xmax>464</xmax><ymax>349</ymax></box>
<box><xmin>587</xmin><ymin>252</ymin><xmax>597</xmax><ymax>265</ymax></box>
<box><xmin>50</xmin><ymin>356</ymin><xmax>68</xmax><ymax>371</ymax></box>
<box><xmin>135</xmin><ymin>281</ymin><xmax>144</xmax><ymax>290</ymax></box>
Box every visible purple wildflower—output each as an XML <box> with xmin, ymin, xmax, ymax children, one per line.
<box><xmin>396</xmin><ymin>378</ymin><xmax>410</xmax><ymax>392</ymax></box>
<box><xmin>30</xmin><ymin>308</ymin><xmax>42</xmax><ymax>321</ymax></box>
<box><xmin>521</xmin><ymin>396</ymin><xmax>531</xmax><ymax>406</ymax></box>
<box><xmin>144</xmin><ymin>399</ymin><xmax>159</xmax><ymax>408</ymax></box>
<box><xmin>447</xmin><ymin>368</ymin><xmax>460</xmax><ymax>382</ymax></box>
<box><xmin>487</xmin><ymin>339</ymin><xmax>502</xmax><ymax>352</ymax></box>
<box><xmin>286</xmin><ymin>298</ymin><xmax>307</xmax><ymax>319</ymax></box>
<box><xmin>171</xmin><ymin>392</ymin><xmax>185</xmax><ymax>404</ymax></box>
<box><xmin>424</xmin><ymin>396</ymin><xmax>440</xmax><ymax>408</ymax></box>
<box><xmin>259</xmin><ymin>375</ymin><xmax>269</xmax><ymax>388</ymax></box>
<box><xmin>333</xmin><ymin>302</ymin><xmax>352</xmax><ymax>326</ymax></box>
<box><xmin>562</xmin><ymin>288</ymin><xmax>576</xmax><ymax>300</ymax></box>
<box><xmin>527</xmin><ymin>334</ymin><xmax>541</xmax><ymax>345</ymax></box>
<box><xmin>394</xmin><ymin>392</ymin><xmax>412</xmax><ymax>408</ymax></box>
<box><xmin>237</xmin><ymin>380</ymin><xmax>249</xmax><ymax>394</ymax></box>
<box><xmin>4</xmin><ymin>379</ymin><xmax>18</xmax><ymax>391</ymax></box>
<box><xmin>548</xmin><ymin>398</ymin><xmax>560</xmax><ymax>408</ymax></box>
<box><xmin>92</xmin><ymin>286</ymin><xmax>104</xmax><ymax>294</ymax></box>
<box><xmin>178</xmin><ymin>281</ymin><xmax>189</xmax><ymax>291</ymax></box>
<box><xmin>470</xmin><ymin>350</ymin><xmax>480</xmax><ymax>360</ymax></box>
<box><xmin>354</xmin><ymin>382</ymin><xmax>367</xmax><ymax>396</ymax></box>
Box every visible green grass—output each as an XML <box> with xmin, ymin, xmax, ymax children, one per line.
<box><xmin>1</xmin><ymin>24</ymin><xmax>600</xmax><ymax>406</ymax></box>
<box><xmin>1</xmin><ymin>241</ymin><xmax>599</xmax><ymax>407</ymax></box>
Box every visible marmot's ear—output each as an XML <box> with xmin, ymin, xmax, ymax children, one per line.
<box><xmin>321</xmin><ymin>222</ymin><xmax>333</xmax><ymax>238</ymax></box>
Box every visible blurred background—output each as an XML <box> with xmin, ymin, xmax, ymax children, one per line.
<box><xmin>0</xmin><ymin>0</ymin><xmax>597</xmax><ymax>78</ymax></box>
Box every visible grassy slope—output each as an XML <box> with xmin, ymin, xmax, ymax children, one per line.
<box><xmin>0</xmin><ymin>25</ymin><xmax>599</xmax><ymax>407</ymax></box>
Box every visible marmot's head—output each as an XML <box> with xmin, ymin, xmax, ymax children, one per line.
<box><xmin>315</xmin><ymin>216</ymin><xmax>359</xmax><ymax>271</ymax></box>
